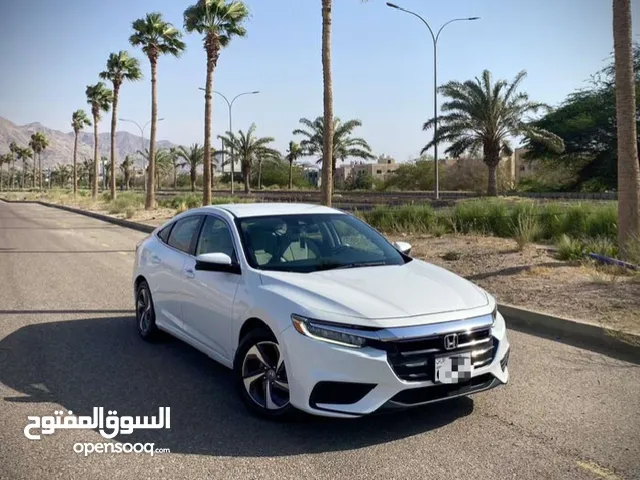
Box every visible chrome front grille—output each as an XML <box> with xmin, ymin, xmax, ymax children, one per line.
<box><xmin>376</xmin><ymin>327</ymin><xmax>498</xmax><ymax>382</ymax></box>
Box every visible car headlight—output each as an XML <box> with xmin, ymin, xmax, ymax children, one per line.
<box><xmin>291</xmin><ymin>314</ymin><xmax>369</xmax><ymax>348</ymax></box>
<box><xmin>492</xmin><ymin>304</ymin><xmax>498</xmax><ymax>325</ymax></box>
<box><xmin>491</xmin><ymin>308</ymin><xmax>506</xmax><ymax>338</ymax></box>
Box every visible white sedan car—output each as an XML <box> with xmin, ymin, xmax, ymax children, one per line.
<box><xmin>133</xmin><ymin>203</ymin><xmax>510</xmax><ymax>418</ymax></box>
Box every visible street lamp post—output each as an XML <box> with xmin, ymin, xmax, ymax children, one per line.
<box><xmin>119</xmin><ymin>117</ymin><xmax>165</xmax><ymax>191</ymax></box>
<box><xmin>387</xmin><ymin>2</ymin><xmax>479</xmax><ymax>200</ymax></box>
<box><xmin>198</xmin><ymin>88</ymin><xmax>259</xmax><ymax>195</ymax></box>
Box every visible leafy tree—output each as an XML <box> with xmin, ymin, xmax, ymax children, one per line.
<box><xmin>184</xmin><ymin>0</ymin><xmax>248</xmax><ymax>205</ymax></box>
<box><xmin>100</xmin><ymin>51</ymin><xmax>143</xmax><ymax>199</ymax></box>
<box><xmin>285</xmin><ymin>141</ymin><xmax>303</xmax><ymax>189</ymax></box>
<box><xmin>527</xmin><ymin>45</ymin><xmax>639</xmax><ymax>192</ymax></box>
<box><xmin>0</xmin><ymin>153</ymin><xmax>13</xmax><ymax>191</ymax></box>
<box><xmin>130</xmin><ymin>12</ymin><xmax>186</xmax><ymax>209</ymax></box>
<box><xmin>293</xmin><ymin>116</ymin><xmax>374</xmax><ymax>178</ymax></box>
<box><xmin>176</xmin><ymin>144</ymin><xmax>204</xmax><ymax>191</ymax></box>
<box><xmin>217</xmin><ymin>124</ymin><xmax>280</xmax><ymax>193</ymax></box>
<box><xmin>85</xmin><ymin>82</ymin><xmax>113</xmax><ymax>199</ymax></box>
<box><xmin>423</xmin><ymin>70</ymin><xmax>563</xmax><ymax>196</ymax></box>
<box><xmin>71</xmin><ymin>109</ymin><xmax>92</xmax><ymax>196</ymax></box>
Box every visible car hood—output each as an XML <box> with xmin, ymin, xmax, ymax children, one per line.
<box><xmin>258</xmin><ymin>259</ymin><xmax>489</xmax><ymax>323</ymax></box>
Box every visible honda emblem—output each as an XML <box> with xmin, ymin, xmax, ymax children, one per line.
<box><xmin>444</xmin><ymin>333</ymin><xmax>458</xmax><ymax>350</ymax></box>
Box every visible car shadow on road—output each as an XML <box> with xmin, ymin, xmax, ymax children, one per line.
<box><xmin>0</xmin><ymin>316</ymin><xmax>474</xmax><ymax>457</ymax></box>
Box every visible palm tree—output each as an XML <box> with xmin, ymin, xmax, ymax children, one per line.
<box><xmin>28</xmin><ymin>132</ymin><xmax>48</xmax><ymax>189</ymax></box>
<box><xmin>85</xmin><ymin>82</ymin><xmax>113</xmax><ymax>200</ymax></box>
<box><xmin>423</xmin><ymin>70</ymin><xmax>564</xmax><ymax>196</ymax></box>
<box><xmin>8</xmin><ymin>142</ymin><xmax>19</xmax><ymax>189</ymax></box>
<box><xmin>16</xmin><ymin>147</ymin><xmax>33</xmax><ymax>190</ymax></box>
<box><xmin>285</xmin><ymin>141</ymin><xmax>303</xmax><ymax>189</ymax></box>
<box><xmin>120</xmin><ymin>156</ymin><xmax>134</xmax><ymax>190</ymax></box>
<box><xmin>28</xmin><ymin>136</ymin><xmax>38</xmax><ymax>188</ymax></box>
<box><xmin>155</xmin><ymin>148</ymin><xmax>174</xmax><ymax>190</ymax></box>
<box><xmin>613</xmin><ymin>0</ymin><xmax>640</xmax><ymax>257</ymax></box>
<box><xmin>100</xmin><ymin>51</ymin><xmax>143</xmax><ymax>200</ymax></box>
<box><xmin>177</xmin><ymin>144</ymin><xmax>204</xmax><ymax>192</ymax></box>
<box><xmin>293</xmin><ymin>116</ymin><xmax>374</xmax><ymax>177</ymax></box>
<box><xmin>130</xmin><ymin>12</ymin><xmax>186</xmax><ymax>209</ymax></box>
<box><xmin>71</xmin><ymin>109</ymin><xmax>92</xmax><ymax>197</ymax></box>
<box><xmin>217</xmin><ymin>124</ymin><xmax>280</xmax><ymax>193</ymax></box>
<box><xmin>168</xmin><ymin>147</ymin><xmax>180</xmax><ymax>189</ymax></box>
<box><xmin>80</xmin><ymin>157</ymin><xmax>93</xmax><ymax>188</ymax></box>
<box><xmin>0</xmin><ymin>153</ymin><xmax>10</xmax><ymax>191</ymax></box>
<box><xmin>184</xmin><ymin>0</ymin><xmax>249</xmax><ymax>205</ymax></box>
<box><xmin>320</xmin><ymin>0</ymin><xmax>335</xmax><ymax>206</ymax></box>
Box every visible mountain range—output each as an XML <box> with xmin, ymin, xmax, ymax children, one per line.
<box><xmin>0</xmin><ymin>116</ymin><xmax>177</xmax><ymax>168</ymax></box>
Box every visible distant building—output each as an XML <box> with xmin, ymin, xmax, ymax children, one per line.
<box><xmin>301</xmin><ymin>165</ymin><xmax>321</xmax><ymax>187</ymax></box>
<box><xmin>335</xmin><ymin>155</ymin><xmax>399</xmax><ymax>183</ymax></box>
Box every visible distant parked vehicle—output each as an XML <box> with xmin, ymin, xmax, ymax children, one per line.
<box><xmin>132</xmin><ymin>203</ymin><xmax>510</xmax><ymax>418</ymax></box>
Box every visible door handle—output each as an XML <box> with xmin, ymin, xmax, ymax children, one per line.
<box><xmin>150</xmin><ymin>255</ymin><xmax>161</xmax><ymax>265</ymax></box>
<box><xmin>184</xmin><ymin>268</ymin><xmax>195</xmax><ymax>279</ymax></box>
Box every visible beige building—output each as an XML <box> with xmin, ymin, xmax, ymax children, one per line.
<box><xmin>335</xmin><ymin>156</ymin><xmax>399</xmax><ymax>184</ymax></box>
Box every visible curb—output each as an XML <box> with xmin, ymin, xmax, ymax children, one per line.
<box><xmin>499</xmin><ymin>303</ymin><xmax>640</xmax><ymax>361</ymax></box>
<box><xmin>2</xmin><ymin>196</ymin><xmax>638</xmax><ymax>360</ymax></box>
<box><xmin>0</xmin><ymin>197</ymin><xmax>156</xmax><ymax>234</ymax></box>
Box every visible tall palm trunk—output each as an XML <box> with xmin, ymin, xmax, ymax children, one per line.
<box><xmin>92</xmin><ymin>115</ymin><xmax>99</xmax><ymax>199</ymax></box>
<box><xmin>146</xmin><ymin>58</ymin><xmax>158</xmax><ymax>210</ymax></box>
<box><xmin>73</xmin><ymin>130</ymin><xmax>79</xmax><ymax>197</ymax></box>
<box><xmin>202</xmin><ymin>42</ymin><xmax>216</xmax><ymax>206</ymax></box>
<box><xmin>11</xmin><ymin>159</ymin><xmax>16</xmax><ymax>189</ymax></box>
<box><xmin>173</xmin><ymin>165</ymin><xmax>177</xmax><ymax>189</ymax></box>
<box><xmin>613</xmin><ymin>0</ymin><xmax>640</xmax><ymax>256</ymax></box>
<box><xmin>191</xmin><ymin>167</ymin><xmax>196</xmax><ymax>192</ymax></box>
<box><xmin>288</xmin><ymin>160</ymin><xmax>293</xmax><ymax>189</ymax></box>
<box><xmin>38</xmin><ymin>153</ymin><xmax>42</xmax><ymax>190</ymax></box>
<box><xmin>243</xmin><ymin>164</ymin><xmax>251</xmax><ymax>193</ymax></box>
<box><xmin>110</xmin><ymin>84</ymin><xmax>120</xmax><ymax>200</ymax></box>
<box><xmin>22</xmin><ymin>159</ymin><xmax>26</xmax><ymax>189</ymax></box>
<box><xmin>258</xmin><ymin>160</ymin><xmax>263</xmax><ymax>190</ymax></box>
<box><xmin>32</xmin><ymin>155</ymin><xmax>37</xmax><ymax>189</ymax></box>
<box><xmin>321</xmin><ymin>0</ymin><xmax>334</xmax><ymax>206</ymax></box>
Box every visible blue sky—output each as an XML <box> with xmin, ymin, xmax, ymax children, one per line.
<box><xmin>0</xmin><ymin>0</ymin><xmax>638</xmax><ymax>163</ymax></box>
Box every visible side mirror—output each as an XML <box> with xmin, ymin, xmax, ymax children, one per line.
<box><xmin>195</xmin><ymin>253</ymin><xmax>241</xmax><ymax>274</ymax></box>
<box><xmin>393</xmin><ymin>241</ymin><xmax>412</xmax><ymax>255</ymax></box>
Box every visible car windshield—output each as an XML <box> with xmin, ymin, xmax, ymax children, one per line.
<box><xmin>235</xmin><ymin>213</ymin><xmax>409</xmax><ymax>273</ymax></box>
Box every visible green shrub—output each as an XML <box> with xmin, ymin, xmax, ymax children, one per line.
<box><xmin>107</xmin><ymin>192</ymin><xmax>144</xmax><ymax>214</ymax></box>
<box><xmin>583</xmin><ymin>236</ymin><xmax>618</xmax><ymax>258</ymax></box>
<box><xmin>124</xmin><ymin>206</ymin><xmax>136</xmax><ymax>219</ymax></box>
<box><xmin>555</xmin><ymin>234</ymin><xmax>586</xmax><ymax>261</ymax></box>
<box><xmin>363</xmin><ymin>205</ymin><xmax>435</xmax><ymax>234</ymax></box>
<box><xmin>512</xmin><ymin>209</ymin><xmax>541</xmax><ymax>250</ymax></box>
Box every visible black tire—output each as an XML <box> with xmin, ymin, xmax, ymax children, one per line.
<box><xmin>135</xmin><ymin>280</ymin><xmax>160</xmax><ymax>341</ymax></box>
<box><xmin>234</xmin><ymin>328</ymin><xmax>294</xmax><ymax>420</ymax></box>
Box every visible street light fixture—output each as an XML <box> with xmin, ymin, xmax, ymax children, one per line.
<box><xmin>198</xmin><ymin>88</ymin><xmax>260</xmax><ymax>195</ymax></box>
<box><xmin>387</xmin><ymin>2</ymin><xmax>479</xmax><ymax>199</ymax></box>
<box><xmin>119</xmin><ymin>117</ymin><xmax>165</xmax><ymax>191</ymax></box>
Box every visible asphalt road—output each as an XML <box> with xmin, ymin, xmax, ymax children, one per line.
<box><xmin>0</xmin><ymin>201</ymin><xmax>638</xmax><ymax>480</ymax></box>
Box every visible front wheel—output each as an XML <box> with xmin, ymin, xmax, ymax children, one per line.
<box><xmin>135</xmin><ymin>280</ymin><xmax>160</xmax><ymax>341</ymax></box>
<box><xmin>234</xmin><ymin>329</ymin><xmax>293</xmax><ymax>419</ymax></box>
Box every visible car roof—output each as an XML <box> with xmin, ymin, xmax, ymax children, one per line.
<box><xmin>196</xmin><ymin>202</ymin><xmax>344</xmax><ymax>219</ymax></box>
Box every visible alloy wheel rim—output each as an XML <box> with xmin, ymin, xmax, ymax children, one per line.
<box><xmin>137</xmin><ymin>288</ymin><xmax>152</xmax><ymax>334</ymax></box>
<box><xmin>241</xmin><ymin>341</ymin><xmax>290</xmax><ymax>410</ymax></box>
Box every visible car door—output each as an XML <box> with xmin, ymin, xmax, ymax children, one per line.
<box><xmin>181</xmin><ymin>215</ymin><xmax>241</xmax><ymax>363</ymax></box>
<box><xmin>154</xmin><ymin>214</ymin><xmax>203</xmax><ymax>333</ymax></box>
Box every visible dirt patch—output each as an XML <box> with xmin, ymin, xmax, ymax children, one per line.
<box><xmin>388</xmin><ymin>234</ymin><xmax>640</xmax><ymax>334</ymax></box>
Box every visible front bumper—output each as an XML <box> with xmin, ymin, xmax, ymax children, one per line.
<box><xmin>280</xmin><ymin>313</ymin><xmax>510</xmax><ymax>417</ymax></box>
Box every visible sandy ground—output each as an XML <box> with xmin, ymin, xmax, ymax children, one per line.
<box><xmin>388</xmin><ymin>234</ymin><xmax>640</xmax><ymax>335</ymax></box>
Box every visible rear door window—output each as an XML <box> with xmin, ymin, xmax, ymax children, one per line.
<box><xmin>167</xmin><ymin>216</ymin><xmax>203</xmax><ymax>254</ymax></box>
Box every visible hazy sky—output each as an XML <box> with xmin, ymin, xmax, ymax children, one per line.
<box><xmin>1</xmin><ymin>0</ymin><xmax>638</xmax><ymax>162</ymax></box>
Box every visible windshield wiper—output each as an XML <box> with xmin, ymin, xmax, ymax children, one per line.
<box><xmin>316</xmin><ymin>261</ymin><xmax>388</xmax><ymax>271</ymax></box>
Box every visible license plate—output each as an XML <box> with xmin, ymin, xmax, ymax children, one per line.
<box><xmin>434</xmin><ymin>352</ymin><xmax>473</xmax><ymax>384</ymax></box>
